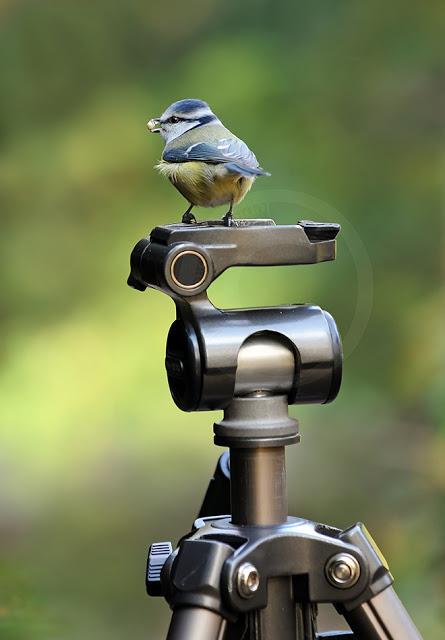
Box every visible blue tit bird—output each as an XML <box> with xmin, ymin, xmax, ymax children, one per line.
<box><xmin>147</xmin><ymin>99</ymin><xmax>270</xmax><ymax>225</ymax></box>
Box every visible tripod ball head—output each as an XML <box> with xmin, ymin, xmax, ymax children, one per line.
<box><xmin>165</xmin><ymin>305</ymin><xmax>341</xmax><ymax>412</ymax></box>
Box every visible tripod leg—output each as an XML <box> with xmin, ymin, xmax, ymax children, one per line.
<box><xmin>198</xmin><ymin>452</ymin><xmax>231</xmax><ymax>518</ymax></box>
<box><xmin>342</xmin><ymin>586</ymin><xmax>422</xmax><ymax>640</ymax></box>
<box><xmin>166</xmin><ymin>607</ymin><xmax>227</xmax><ymax>640</ymax></box>
<box><xmin>253</xmin><ymin>577</ymin><xmax>298</xmax><ymax>639</ymax></box>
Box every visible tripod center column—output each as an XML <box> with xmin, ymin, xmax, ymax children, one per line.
<box><xmin>215</xmin><ymin>391</ymin><xmax>298</xmax><ymax>527</ymax></box>
<box><xmin>230</xmin><ymin>444</ymin><xmax>287</xmax><ymax>525</ymax></box>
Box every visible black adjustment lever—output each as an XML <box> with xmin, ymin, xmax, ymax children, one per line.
<box><xmin>146</xmin><ymin>541</ymin><xmax>173</xmax><ymax>596</ymax></box>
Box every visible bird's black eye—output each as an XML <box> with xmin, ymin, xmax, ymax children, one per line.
<box><xmin>169</xmin><ymin>116</ymin><xmax>180</xmax><ymax>124</ymax></box>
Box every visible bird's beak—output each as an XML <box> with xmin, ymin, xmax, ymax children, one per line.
<box><xmin>147</xmin><ymin>118</ymin><xmax>161</xmax><ymax>133</ymax></box>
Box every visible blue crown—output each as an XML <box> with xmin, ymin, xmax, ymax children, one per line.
<box><xmin>169</xmin><ymin>99</ymin><xmax>210</xmax><ymax>114</ymax></box>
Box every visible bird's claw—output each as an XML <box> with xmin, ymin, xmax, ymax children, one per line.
<box><xmin>182</xmin><ymin>211</ymin><xmax>197</xmax><ymax>224</ymax></box>
<box><xmin>222</xmin><ymin>212</ymin><xmax>234</xmax><ymax>227</ymax></box>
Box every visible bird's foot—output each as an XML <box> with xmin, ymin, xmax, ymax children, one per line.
<box><xmin>222</xmin><ymin>211</ymin><xmax>234</xmax><ymax>227</ymax></box>
<box><xmin>182</xmin><ymin>211</ymin><xmax>197</xmax><ymax>224</ymax></box>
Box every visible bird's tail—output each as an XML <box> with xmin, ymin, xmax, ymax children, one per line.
<box><xmin>225</xmin><ymin>162</ymin><xmax>271</xmax><ymax>177</ymax></box>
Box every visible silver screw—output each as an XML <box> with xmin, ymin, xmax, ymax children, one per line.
<box><xmin>237</xmin><ymin>563</ymin><xmax>260</xmax><ymax>598</ymax></box>
<box><xmin>325</xmin><ymin>553</ymin><xmax>360</xmax><ymax>588</ymax></box>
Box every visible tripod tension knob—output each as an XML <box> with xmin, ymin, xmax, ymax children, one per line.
<box><xmin>146</xmin><ymin>541</ymin><xmax>173</xmax><ymax>596</ymax></box>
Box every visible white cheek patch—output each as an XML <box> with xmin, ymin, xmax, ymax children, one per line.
<box><xmin>164</xmin><ymin>121</ymin><xmax>199</xmax><ymax>143</ymax></box>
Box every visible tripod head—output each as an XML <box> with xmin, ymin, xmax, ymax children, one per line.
<box><xmin>128</xmin><ymin>218</ymin><xmax>342</xmax><ymax>428</ymax></box>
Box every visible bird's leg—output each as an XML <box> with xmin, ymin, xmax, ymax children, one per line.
<box><xmin>181</xmin><ymin>204</ymin><xmax>196</xmax><ymax>224</ymax></box>
<box><xmin>222</xmin><ymin>200</ymin><xmax>234</xmax><ymax>227</ymax></box>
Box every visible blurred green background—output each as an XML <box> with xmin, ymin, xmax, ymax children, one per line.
<box><xmin>1</xmin><ymin>1</ymin><xmax>444</xmax><ymax>638</ymax></box>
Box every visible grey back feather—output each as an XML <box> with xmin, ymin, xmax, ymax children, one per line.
<box><xmin>162</xmin><ymin>126</ymin><xmax>270</xmax><ymax>176</ymax></box>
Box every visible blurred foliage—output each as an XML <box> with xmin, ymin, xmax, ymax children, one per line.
<box><xmin>0</xmin><ymin>0</ymin><xmax>444</xmax><ymax>638</ymax></box>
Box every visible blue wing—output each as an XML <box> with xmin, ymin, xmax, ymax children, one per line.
<box><xmin>163</xmin><ymin>138</ymin><xmax>270</xmax><ymax>177</ymax></box>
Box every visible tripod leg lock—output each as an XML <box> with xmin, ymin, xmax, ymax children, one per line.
<box><xmin>162</xmin><ymin>539</ymin><xmax>238</xmax><ymax>622</ymax></box>
<box><xmin>337</xmin><ymin>523</ymin><xmax>394</xmax><ymax>611</ymax></box>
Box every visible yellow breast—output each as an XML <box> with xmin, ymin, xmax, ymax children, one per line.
<box><xmin>156</xmin><ymin>160</ymin><xmax>254</xmax><ymax>208</ymax></box>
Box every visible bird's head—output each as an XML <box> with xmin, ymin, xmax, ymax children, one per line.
<box><xmin>147</xmin><ymin>99</ymin><xmax>220</xmax><ymax>143</ymax></box>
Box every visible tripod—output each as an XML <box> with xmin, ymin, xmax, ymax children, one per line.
<box><xmin>128</xmin><ymin>218</ymin><xmax>422</xmax><ymax>640</ymax></box>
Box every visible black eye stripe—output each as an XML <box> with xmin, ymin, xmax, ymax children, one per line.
<box><xmin>164</xmin><ymin>115</ymin><xmax>201</xmax><ymax>123</ymax></box>
<box><xmin>161</xmin><ymin>113</ymin><xmax>216</xmax><ymax>125</ymax></box>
